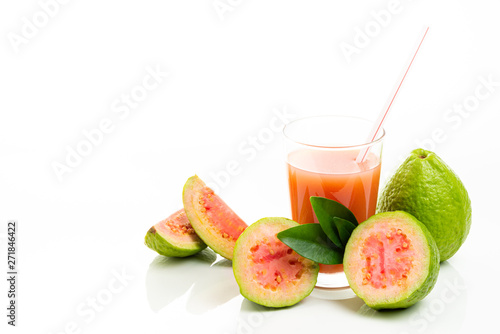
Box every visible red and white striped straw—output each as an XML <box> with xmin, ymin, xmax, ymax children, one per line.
<box><xmin>356</xmin><ymin>27</ymin><xmax>430</xmax><ymax>163</ymax></box>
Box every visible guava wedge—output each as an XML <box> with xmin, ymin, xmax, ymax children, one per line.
<box><xmin>344</xmin><ymin>211</ymin><xmax>439</xmax><ymax>310</ymax></box>
<box><xmin>182</xmin><ymin>175</ymin><xmax>247</xmax><ymax>260</ymax></box>
<box><xmin>377</xmin><ymin>148</ymin><xmax>472</xmax><ymax>261</ymax></box>
<box><xmin>145</xmin><ymin>209</ymin><xmax>207</xmax><ymax>257</ymax></box>
<box><xmin>233</xmin><ymin>217</ymin><xmax>319</xmax><ymax>308</ymax></box>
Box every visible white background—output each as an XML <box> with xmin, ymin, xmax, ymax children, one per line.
<box><xmin>1</xmin><ymin>1</ymin><xmax>499</xmax><ymax>333</ymax></box>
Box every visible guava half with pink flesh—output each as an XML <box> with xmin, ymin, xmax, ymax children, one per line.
<box><xmin>183</xmin><ymin>175</ymin><xmax>248</xmax><ymax>260</ymax></box>
<box><xmin>344</xmin><ymin>211</ymin><xmax>439</xmax><ymax>310</ymax></box>
<box><xmin>233</xmin><ymin>217</ymin><xmax>319</xmax><ymax>308</ymax></box>
<box><xmin>145</xmin><ymin>209</ymin><xmax>207</xmax><ymax>257</ymax></box>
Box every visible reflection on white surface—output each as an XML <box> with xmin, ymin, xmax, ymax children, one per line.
<box><xmin>146</xmin><ymin>249</ymin><xmax>241</xmax><ymax>314</ymax></box>
<box><xmin>186</xmin><ymin>257</ymin><xmax>240</xmax><ymax>314</ymax></box>
<box><xmin>145</xmin><ymin>249</ymin><xmax>467</xmax><ymax>334</ymax></box>
<box><xmin>356</xmin><ymin>261</ymin><xmax>468</xmax><ymax>334</ymax></box>
<box><xmin>145</xmin><ymin>249</ymin><xmax>217</xmax><ymax>312</ymax></box>
<box><xmin>358</xmin><ymin>262</ymin><xmax>467</xmax><ymax>334</ymax></box>
<box><xmin>310</xmin><ymin>286</ymin><xmax>357</xmax><ymax>300</ymax></box>
<box><xmin>316</xmin><ymin>271</ymin><xmax>351</xmax><ymax>289</ymax></box>
<box><xmin>233</xmin><ymin>262</ymin><xmax>467</xmax><ymax>334</ymax></box>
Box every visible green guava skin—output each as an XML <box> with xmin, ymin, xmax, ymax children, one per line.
<box><xmin>144</xmin><ymin>225</ymin><xmax>206</xmax><ymax>257</ymax></box>
<box><xmin>233</xmin><ymin>218</ymin><xmax>319</xmax><ymax>308</ymax></box>
<box><xmin>344</xmin><ymin>211</ymin><xmax>440</xmax><ymax>310</ymax></box>
<box><xmin>182</xmin><ymin>175</ymin><xmax>247</xmax><ymax>260</ymax></box>
<box><xmin>377</xmin><ymin>148</ymin><xmax>472</xmax><ymax>262</ymax></box>
<box><xmin>144</xmin><ymin>210</ymin><xmax>207</xmax><ymax>257</ymax></box>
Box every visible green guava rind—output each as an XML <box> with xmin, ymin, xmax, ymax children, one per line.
<box><xmin>344</xmin><ymin>211</ymin><xmax>439</xmax><ymax>310</ymax></box>
<box><xmin>144</xmin><ymin>209</ymin><xmax>207</xmax><ymax>257</ymax></box>
<box><xmin>182</xmin><ymin>175</ymin><xmax>247</xmax><ymax>260</ymax></box>
<box><xmin>377</xmin><ymin>148</ymin><xmax>472</xmax><ymax>261</ymax></box>
<box><xmin>233</xmin><ymin>217</ymin><xmax>319</xmax><ymax>308</ymax></box>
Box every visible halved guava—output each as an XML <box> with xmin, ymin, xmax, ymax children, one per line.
<box><xmin>343</xmin><ymin>211</ymin><xmax>439</xmax><ymax>310</ymax></box>
<box><xmin>233</xmin><ymin>217</ymin><xmax>319</xmax><ymax>308</ymax></box>
<box><xmin>182</xmin><ymin>175</ymin><xmax>247</xmax><ymax>260</ymax></box>
<box><xmin>145</xmin><ymin>209</ymin><xmax>207</xmax><ymax>257</ymax></box>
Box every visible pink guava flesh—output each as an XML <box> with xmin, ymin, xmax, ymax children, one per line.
<box><xmin>361</xmin><ymin>227</ymin><xmax>416</xmax><ymax>289</ymax></box>
<box><xmin>248</xmin><ymin>238</ymin><xmax>308</xmax><ymax>292</ymax></box>
<box><xmin>233</xmin><ymin>218</ymin><xmax>319</xmax><ymax>308</ymax></box>
<box><xmin>183</xmin><ymin>175</ymin><xmax>248</xmax><ymax>260</ymax></box>
<box><xmin>199</xmin><ymin>186</ymin><xmax>246</xmax><ymax>242</ymax></box>
<box><xmin>344</xmin><ymin>211</ymin><xmax>439</xmax><ymax>310</ymax></box>
<box><xmin>145</xmin><ymin>209</ymin><xmax>207</xmax><ymax>257</ymax></box>
<box><xmin>153</xmin><ymin>209</ymin><xmax>199</xmax><ymax>243</ymax></box>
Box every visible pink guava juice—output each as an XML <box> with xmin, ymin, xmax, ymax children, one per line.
<box><xmin>287</xmin><ymin>148</ymin><xmax>382</xmax><ymax>274</ymax></box>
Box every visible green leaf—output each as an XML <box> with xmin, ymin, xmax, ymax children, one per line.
<box><xmin>316</xmin><ymin>214</ymin><xmax>343</xmax><ymax>249</ymax></box>
<box><xmin>277</xmin><ymin>197</ymin><xmax>360</xmax><ymax>265</ymax></box>
<box><xmin>277</xmin><ymin>224</ymin><xmax>343</xmax><ymax>265</ymax></box>
<box><xmin>333</xmin><ymin>217</ymin><xmax>357</xmax><ymax>247</ymax></box>
<box><xmin>310</xmin><ymin>196</ymin><xmax>358</xmax><ymax>227</ymax></box>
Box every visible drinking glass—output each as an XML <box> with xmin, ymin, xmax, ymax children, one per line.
<box><xmin>283</xmin><ymin>115</ymin><xmax>385</xmax><ymax>288</ymax></box>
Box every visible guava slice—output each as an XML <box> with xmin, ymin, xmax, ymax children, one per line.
<box><xmin>233</xmin><ymin>217</ymin><xmax>319</xmax><ymax>308</ymax></box>
<box><xmin>344</xmin><ymin>211</ymin><xmax>439</xmax><ymax>310</ymax></box>
<box><xmin>377</xmin><ymin>148</ymin><xmax>472</xmax><ymax>261</ymax></box>
<box><xmin>182</xmin><ymin>175</ymin><xmax>247</xmax><ymax>260</ymax></box>
<box><xmin>145</xmin><ymin>209</ymin><xmax>207</xmax><ymax>257</ymax></box>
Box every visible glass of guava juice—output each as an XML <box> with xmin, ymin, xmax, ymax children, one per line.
<box><xmin>283</xmin><ymin>115</ymin><xmax>385</xmax><ymax>288</ymax></box>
